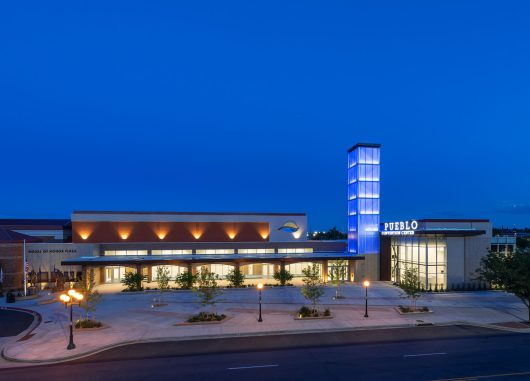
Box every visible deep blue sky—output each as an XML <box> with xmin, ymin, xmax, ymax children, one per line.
<box><xmin>1</xmin><ymin>1</ymin><xmax>529</xmax><ymax>230</ymax></box>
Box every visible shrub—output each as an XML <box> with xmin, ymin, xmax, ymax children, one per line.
<box><xmin>187</xmin><ymin>312</ymin><xmax>226</xmax><ymax>323</ymax></box>
<box><xmin>273</xmin><ymin>268</ymin><xmax>294</xmax><ymax>286</ymax></box>
<box><xmin>323</xmin><ymin>308</ymin><xmax>331</xmax><ymax>316</ymax></box>
<box><xmin>175</xmin><ymin>271</ymin><xmax>197</xmax><ymax>289</ymax></box>
<box><xmin>121</xmin><ymin>272</ymin><xmax>147</xmax><ymax>292</ymax></box>
<box><xmin>225</xmin><ymin>268</ymin><xmax>245</xmax><ymax>288</ymax></box>
<box><xmin>298</xmin><ymin>306</ymin><xmax>312</xmax><ymax>318</ymax></box>
<box><xmin>75</xmin><ymin>319</ymin><xmax>102</xmax><ymax>329</ymax></box>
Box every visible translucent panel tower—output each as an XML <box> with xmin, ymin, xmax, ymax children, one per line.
<box><xmin>347</xmin><ymin>143</ymin><xmax>381</xmax><ymax>255</ymax></box>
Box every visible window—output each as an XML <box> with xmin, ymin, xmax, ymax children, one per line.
<box><xmin>151</xmin><ymin>265</ymin><xmax>187</xmax><ymax>281</ymax></box>
<box><xmin>278</xmin><ymin>248</ymin><xmax>313</xmax><ymax>254</ymax></box>
<box><xmin>238</xmin><ymin>248</ymin><xmax>275</xmax><ymax>254</ymax></box>
<box><xmin>287</xmin><ymin>262</ymin><xmax>319</xmax><ymax>276</ymax></box>
<box><xmin>195</xmin><ymin>249</ymin><xmax>235</xmax><ymax>255</ymax></box>
<box><xmin>151</xmin><ymin>250</ymin><xmax>192</xmax><ymax>255</ymax></box>
<box><xmin>105</xmin><ymin>250</ymin><xmax>148</xmax><ymax>256</ymax></box>
<box><xmin>240</xmin><ymin>264</ymin><xmax>275</xmax><ymax>278</ymax></box>
<box><xmin>391</xmin><ymin>235</ymin><xmax>447</xmax><ymax>290</ymax></box>
<box><xmin>195</xmin><ymin>264</ymin><xmax>233</xmax><ymax>276</ymax></box>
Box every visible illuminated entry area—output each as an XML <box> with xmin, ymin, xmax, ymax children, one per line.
<box><xmin>390</xmin><ymin>235</ymin><xmax>447</xmax><ymax>290</ymax></box>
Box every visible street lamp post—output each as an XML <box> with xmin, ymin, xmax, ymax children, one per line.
<box><xmin>59</xmin><ymin>289</ymin><xmax>84</xmax><ymax>350</ymax></box>
<box><xmin>363</xmin><ymin>280</ymin><xmax>370</xmax><ymax>318</ymax></box>
<box><xmin>257</xmin><ymin>283</ymin><xmax>263</xmax><ymax>322</ymax></box>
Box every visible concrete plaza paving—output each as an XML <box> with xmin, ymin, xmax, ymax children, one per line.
<box><xmin>0</xmin><ymin>282</ymin><xmax>528</xmax><ymax>366</ymax></box>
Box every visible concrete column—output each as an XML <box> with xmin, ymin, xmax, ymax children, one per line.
<box><xmin>348</xmin><ymin>260</ymin><xmax>355</xmax><ymax>282</ymax></box>
<box><xmin>147</xmin><ymin>266</ymin><xmax>153</xmax><ymax>282</ymax></box>
<box><xmin>322</xmin><ymin>261</ymin><xmax>328</xmax><ymax>283</ymax></box>
<box><xmin>234</xmin><ymin>262</ymin><xmax>240</xmax><ymax>272</ymax></box>
<box><xmin>99</xmin><ymin>266</ymin><xmax>105</xmax><ymax>284</ymax></box>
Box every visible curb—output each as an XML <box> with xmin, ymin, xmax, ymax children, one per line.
<box><xmin>5</xmin><ymin>320</ymin><xmax>524</xmax><ymax>366</ymax></box>
<box><xmin>1</xmin><ymin>323</ymin><xmax>425</xmax><ymax>365</ymax></box>
<box><xmin>0</xmin><ymin>307</ymin><xmax>42</xmax><ymax>341</ymax></box>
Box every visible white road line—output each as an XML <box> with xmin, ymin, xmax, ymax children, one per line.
<box><xmin>227</xmin><ymin>364</ymin><xmax>280</xmax><ymax>370</ymax></box>
<box><xmin>403</xmin><ymin>352</ymin><xmax>447</xmax><ymax>358</ymax></box>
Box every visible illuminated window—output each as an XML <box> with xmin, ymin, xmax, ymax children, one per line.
<box><xmin>195</xmin><ymin>249</ymin><xmax>235</xmax><ymax>255</ymax></box>
<box><xmin>238</xmin><ymin>248</ymin><xmax>275</xmax><ymax>254</ymax></box>
<box><xmin>104</xmin><ymin>250</ymin><xmax>148</xmax><ymax>256</ymax></box>
<box><xmin>151</xmin><ymin>250</ymin><xmax>192</xmax><ymax>255</ymax></box>
<box><xmin>287</xmin><ymin>262</ymin><xmax>319</xmax><ymax>276</ymax></box>
<box><xmin>278</xmin><ymin>248</ymin><xmax>313</xmax><ymax>254</ymax></box>
<box><xmin>150</xmin><ymin>265</ymin><xmax>187</xmax><ymax>281</ymax></box>
<box><xmin>240</xmin><ymin>264</ymin><xmax>275</xmax><ymax>278</ymax></box>
<box><xmin>390</xmin><ymin>235</ymin><xmax>447</xmax><ymax>290</ymax></box>
<box><xmin>195</xmin><ymin>264</ymin><xmax>233</xmax><ymax>276</ymax></box>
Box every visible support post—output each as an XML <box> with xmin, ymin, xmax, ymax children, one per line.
<box><xmin>322</xmin><ymin>261</ymin><xmax>328</xmax><ymax>283</ymax></box>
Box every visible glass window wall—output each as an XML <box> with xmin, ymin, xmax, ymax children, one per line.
<box><xmin>390</xmin><ymin>235</ymin><xmax>447</xmax><ymax>290</ymax></box>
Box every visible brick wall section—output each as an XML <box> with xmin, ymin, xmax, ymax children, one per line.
<box><xmin>0</xmin><ymin>244</ymin><xmax>23</xmax><ymax>290</ymax></box>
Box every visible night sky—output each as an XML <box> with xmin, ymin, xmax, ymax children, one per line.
<box><xmin>1</xmin><ymin>1</ymin><xmax>529</xmax><ymax>230</ymax></box>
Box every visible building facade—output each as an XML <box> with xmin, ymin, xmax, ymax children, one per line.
<box><xmin>60</xmin><ymin>211</ymin><xmax>352</xmax><ymax>286</ymax></box>
<box><xmin>380</xmin><ymin>219</ymin><xmax>492</xmax><ymax>290</ymax></box>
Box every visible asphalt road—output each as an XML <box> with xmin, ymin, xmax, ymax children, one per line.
<box><xmin>0</xmin><ymin>309</ymin><xmax>34</xmax><ymax>337</ymax></box>
<box><xmin>2</xmin><ymin>325</ymin><xmax>530</xmax><ymax>381</ymax></box>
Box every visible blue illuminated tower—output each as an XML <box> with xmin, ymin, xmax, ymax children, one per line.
<box><xmin>347</xmin><ymin>143</ymin><xmax>381</xmax><ymax>255</ymax></box>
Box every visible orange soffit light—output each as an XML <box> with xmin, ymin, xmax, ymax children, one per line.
<box><xmin>192</xmin><ymin>231</ymin><xmax>203</xmax><ymax>240</ymax></box>
<box><xmin>156</xmin><ymin>230</ymin><xmax>168</xmax><ymax>240</ymax></box>
<box><xmin>259</xmin><ymin>230</ymin><xmax>270</xmax><ymax>239</ymax></box>
<box><xmin>79</xmin><ymin>231</ymin><xmax>91</xmax><ymax>240</ymax></box>
<box><xmin>119</xmin><ymin>230</ymin><xmax>131</xmax><ymax>240</ymax></box>
<box><xmin>227</xmin><ymin>231</ymin><xmax>237</xmax><ymax>240</ymax></box>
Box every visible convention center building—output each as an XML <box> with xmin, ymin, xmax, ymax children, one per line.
<box><xmin>0</xmin><ymin>143</ymin><xmax>497</xmax><ymax>290</ymax></box>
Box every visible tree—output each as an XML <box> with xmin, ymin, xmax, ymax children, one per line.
<box><xmin>273</xmin><ymin>268</ymin><xmax>293</xmax><ymax>286</ymax></box>
<box><xmin>301</xmin><ymin>264</ymin><xmax>325</xmax><ymax>314</ymax></box>
<box><xmin>121</xmin><ymin>271</ymin><xmax>147</xmax><ymax>292</ymax></box>
<box><xmin>477</xmin><ymin>250</ymin><xmax>530</xmax><ymax>323</ymax></box>
<box><xmin>175</xmin><ymin>271</ymin><xmax>196</xmax><ymax>289</ymax></box>
<box><xmin>79</xmin><ymin>269</ymin><xmax>102</xmax><ymax>321</ymax></box>
<box><xmin>329</xmin><ymin>259</ymin><xmax>347</xmax><ymax>299</ymax></box>
<box><xmin>397</xmin><ymin>267</ymin><xmax>421</xmax><ymax>309</ymax></box>
<box><xmin>194</xmin><ymin>267</ymin><xmax>223</xmax><ymax>312</ymax></box>
<box><xmin>225</xmin><ymin>268</ymin><xmax>245</xmax><ymax>288</ymax></box>
<box><xmin>309</xmin><ymin>227</ymin><xmax>347</xmax><ymax>241</ymax></box>
<box><xmin>155</xmin><ymin>266</ymin><xmax>171</xmax><ymax>293</ymax></box>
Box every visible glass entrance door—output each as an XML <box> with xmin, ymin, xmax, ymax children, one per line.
<box><xmin>105</xmin><ymin>266</ymin><xmax>123</xmax><ymax>283</ymax></box>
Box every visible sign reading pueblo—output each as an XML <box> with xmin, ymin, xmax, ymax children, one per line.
<box><xmin>381</xmin><ymin>220</ymin><xmax>418</xmax><ymax>236</ymax></box>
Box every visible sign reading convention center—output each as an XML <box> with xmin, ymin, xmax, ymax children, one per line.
<box><xmin>381</xmin><ymin>220</ymin><xmax>418</xmax><ymax>236</ymax></box>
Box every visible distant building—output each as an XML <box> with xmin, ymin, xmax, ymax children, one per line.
<box><xmin>0</xmin><ymin>219</ymin><xmax>71</xmax><ymax>243</ymax></box>
<box><xmin>491</xmin><ymin>236</ymin><xmax>517</xmax><ymax>254</ymax></box>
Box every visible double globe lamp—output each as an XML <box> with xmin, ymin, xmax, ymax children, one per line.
<box><xmin>59</xmin><ymin>289</ymin><xmax>84</xmax><ymax>350</ymax></box>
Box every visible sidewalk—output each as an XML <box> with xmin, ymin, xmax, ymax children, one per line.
<box><xmin>1</xmin><ymin>282</ymin><xmax>529</xmax><ymax>366</ymax></box>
